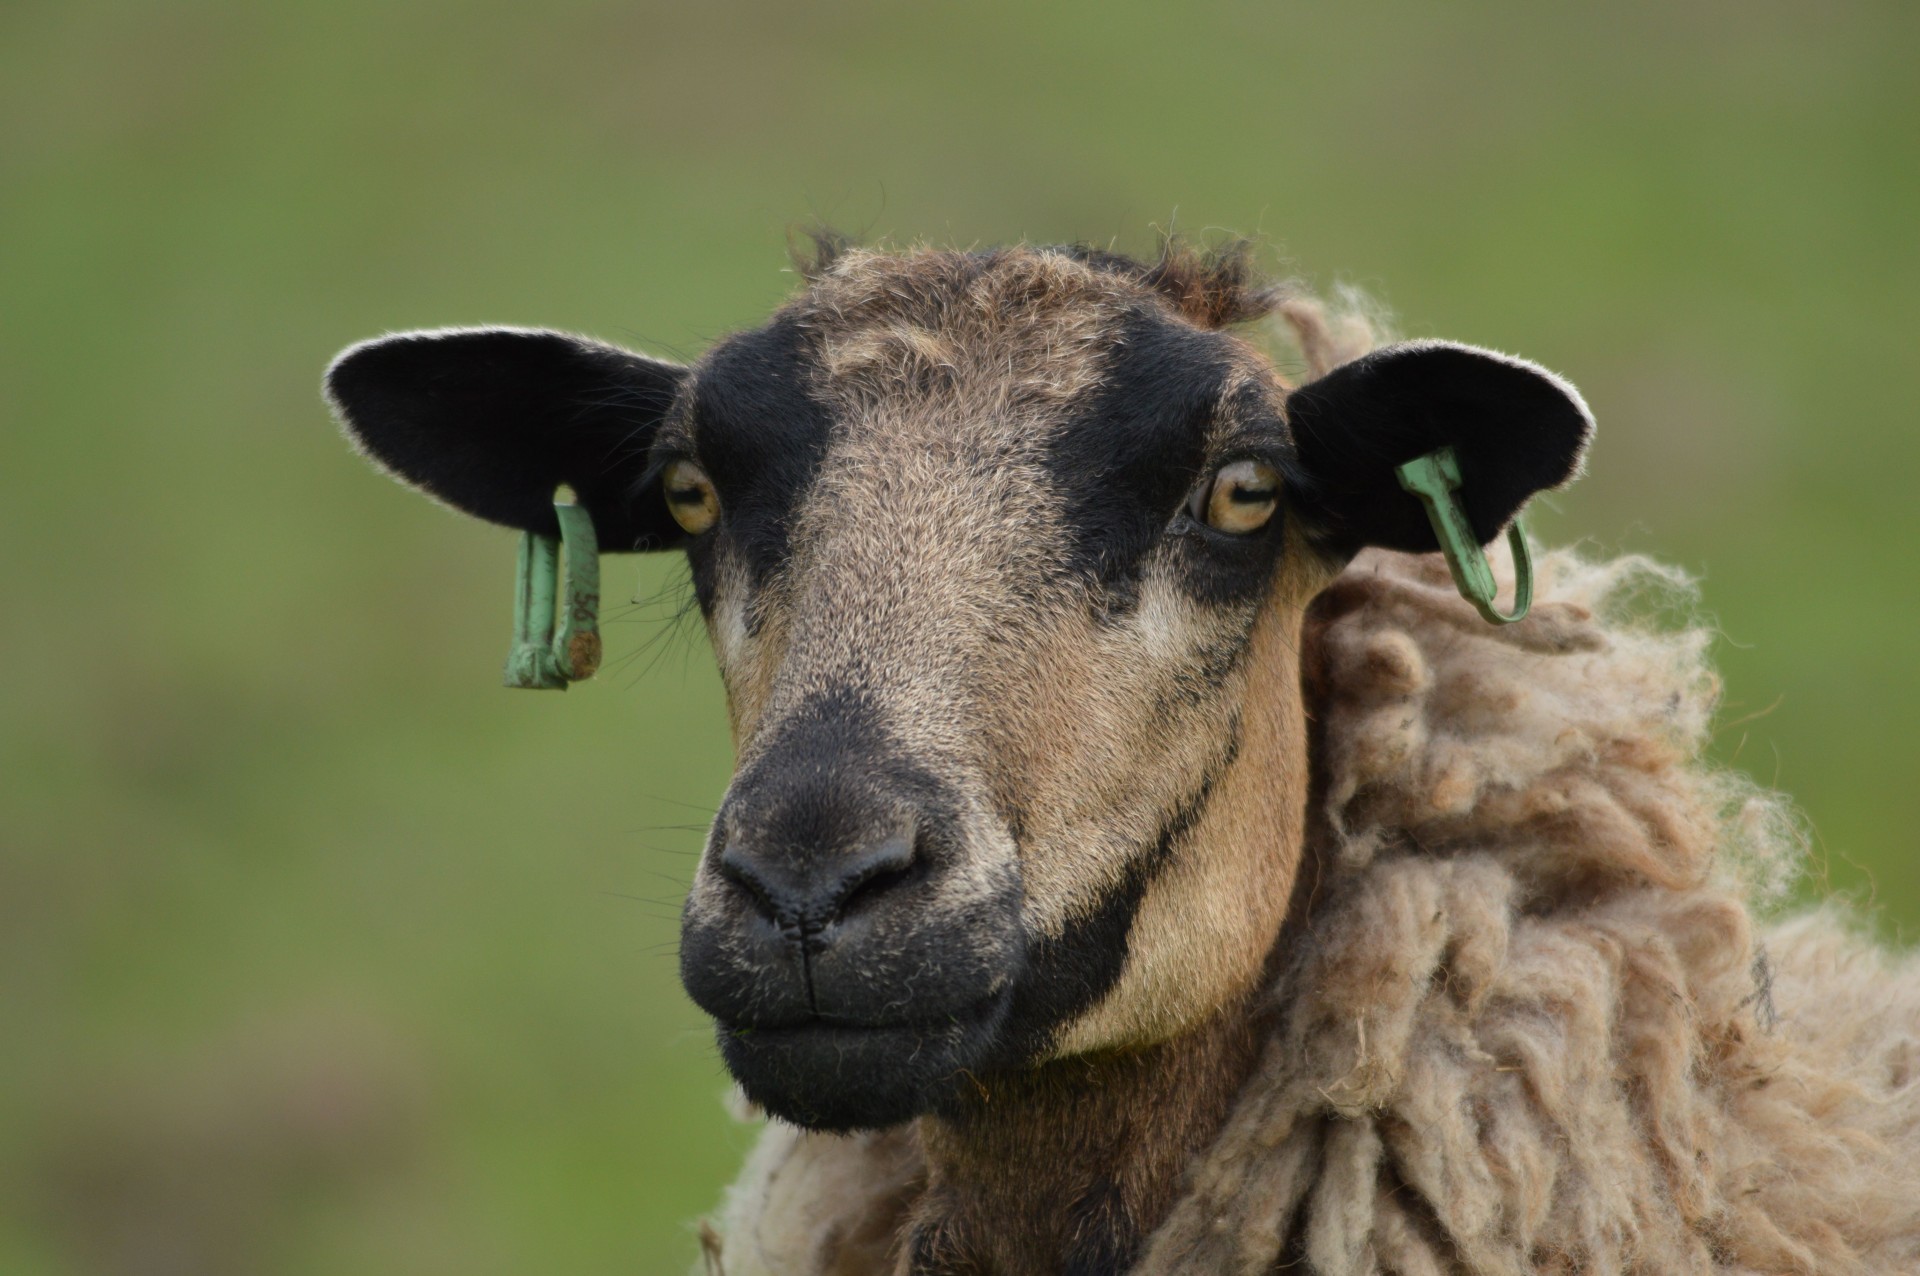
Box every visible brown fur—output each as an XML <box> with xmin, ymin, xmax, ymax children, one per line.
<box><xmin>790</xmin><ymin>232</ymin><xmax>1284</xmax><ymax>332</ymax></box>
<box><xmin>700</xmin><ymin>1002</ymin><xmax>1265</xmax><ymax>1276</ymax></box>
<box><xmin>905</xmin><ymin>996</ymin><xmax>1266</xmax><ymax>1273</ymax></box>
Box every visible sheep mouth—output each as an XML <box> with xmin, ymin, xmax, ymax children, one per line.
<box><xmin>714</xmin><ymin>988</ymin><xmax>1013</xmax><ymax>1131</ymax></box>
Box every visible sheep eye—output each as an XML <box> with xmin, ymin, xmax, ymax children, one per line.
<box><xmin>663</xmin><ymin>459</ymin><xmax>720</xmax><ymax>535</ymax></box>
<box><xmin>1190</xmin><ymin>459</ymin><xmax>1281</xmax><ymax>535</ymax></box>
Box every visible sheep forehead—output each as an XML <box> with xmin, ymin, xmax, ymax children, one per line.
<box><xmin>800</xmin><ymin>245</ymin><xmax>1148</xmax><ymax>335</ymax></box>
<box><xmin>766</xmin><ymin>247</ymin><xmax>1281</xmax><ymax>535</ymax></box>
<box><xmin>793</xmin><ymin>247</ymin><xmax>1144</xmax><ymax>418</ymax></box>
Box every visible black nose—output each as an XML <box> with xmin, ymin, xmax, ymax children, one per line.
<box><xmin>718</xmin><ymin>831</ymin><xmax>919</xmax><ymax>937</ymax></box>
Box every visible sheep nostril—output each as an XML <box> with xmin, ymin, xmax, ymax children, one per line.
<box><xmin>717</xmin><ymin>845</ymin><xmax>783</xmax><ymax>924</ymax></box>
<box><xmin>830</xmin><ymin>834</ymin><xmax>918</xmax><ymax>919</ymax></box>
<box><xmin>715</xmin><ymin>830</ymin><xmax>920</xmax><ymax>935</ymax></box>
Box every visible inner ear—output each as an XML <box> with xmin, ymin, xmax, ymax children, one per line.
<box><xmin>1285</xmin><ymin>340</ymin><xmax>1594</xmax><ymax>557</ymax></box>
<box><xmin>325</xmin><ymin>326</ymin><xmax>689</xmax><ymax>550</ymax></box>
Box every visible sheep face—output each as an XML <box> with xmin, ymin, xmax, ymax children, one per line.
<box><xmin>667</xmin><ymin>250</ymin><xmax>1331</xmax><ymax>1131</ymax></box>
<box><xmin>325</xmin><ymin>242</ymin><xmax>1593</xmax><ymax>1134</ymax></box>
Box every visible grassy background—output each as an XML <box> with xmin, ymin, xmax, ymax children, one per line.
<box><xmin>3</xmin><ymin>2</ymin><xmax>1916</xmax><ymax>1272</ymax></box>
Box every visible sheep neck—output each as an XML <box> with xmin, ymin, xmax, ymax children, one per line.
<box><xmin>905</xmin><ymin>991</ymin><xmax>1269</xmax><ymax>1274</ymax></box>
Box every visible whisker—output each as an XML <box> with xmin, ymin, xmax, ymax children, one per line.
<box><xmin>622</xmin><ymin>791</ymin><xmax>722</xmax><ymax>816</ymax></box>
<box><xmin>625</xmin><ymin>867</ymin><xmax>694</xmax><ymax>888</ymax></box>
<box><xmin>599</xmin><ymin>890</ymin><xmax>686</xmax><ymax>909</ymax></box>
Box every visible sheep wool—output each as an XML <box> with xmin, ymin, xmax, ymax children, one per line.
<box><xmin>703</xmin><ymin>547</ymin><xmax>1920</xmax><ymax>1276</ymax></box>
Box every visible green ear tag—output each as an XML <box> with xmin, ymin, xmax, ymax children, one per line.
<box><xmin>1395</xmin><ymin>447</ymin><xmax>1533</xmax><ymax>625</ymax></box>
<box><xmin>503</xmin><ymin>499</ymin><xmax>601</xmax><ymax>689</ymax></box>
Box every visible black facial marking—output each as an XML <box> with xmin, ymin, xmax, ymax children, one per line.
<box><xmin>1044</xmin><ymin>314</ymin><xmax>1299</xmax><ymax>619</ymax></box>
<box><xmin>986</xmin><ymin>721</ymin><xmax>1242</xmax><ymax>1068</ymax></box>
<box><xmin>1039</xmin><ymin>309</ymin><xmax>1228</xmax><ymax>603</ymax></box>
<box><xmin>1161</xmin><ymin>508</ymin><xmax>1286</xmax><ymax>611</ymax></box>
<box><xmin>675</xmin><ymin>313</ymin><xmax>836</xmax><ymax>604</ymax></box>
<box><xmin>1152</xmin><ymin>627</ymin><xmax>1254</xmax><ymax>717</ymax></box>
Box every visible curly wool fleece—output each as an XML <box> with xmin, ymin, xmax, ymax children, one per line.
<box><xmin>703</xmin><ymin>548</ymin><xmax>1920</xmax><ymax>1276</ymax></box>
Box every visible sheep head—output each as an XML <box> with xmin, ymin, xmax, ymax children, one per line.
<box><xmin>325</xmin><ymin>242</ymin><xmax>1592</xmax><ymax>1131</ymax></box>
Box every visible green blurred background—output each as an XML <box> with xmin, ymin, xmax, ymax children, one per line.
<box><xmin>3</xmin><ymin>2</ymin><xmax>1916</xmax><ymax>1272</ymax></box>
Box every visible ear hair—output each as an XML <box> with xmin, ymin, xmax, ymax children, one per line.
<box><xmin>1285</xmin><ymin>340</ymin><xmax>1594</xmax><ymax>557</ymax></box>
<box><xmin>324</xmin><ymin>326</ymin><xmax>689</xmax><ymax>550</ymax></box>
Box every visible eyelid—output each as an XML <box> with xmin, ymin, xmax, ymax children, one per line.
<box><xmin>1215</xmin><ymin>445</ymin><xmax>1288</xmax><ymax>475</ymax></box>
<box><xmin>1185</xmin><ymin>452</ymin><xmax>1286</xmax><ymax>507</ymax></box>
<box><xmin>648</xmin><ymin>447</ymin><xmax>704</xmax><ymax>488</ymax></box>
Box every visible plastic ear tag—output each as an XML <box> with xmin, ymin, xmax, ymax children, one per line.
<box><xmin>503</xmin><ymin>499</ymin><xmax>601</xmax><ymax>689</ymax></box>
<box><xmin>1395</xmin><ymin>447</ymin><xmax>1533</xmax><ymax>625</ymax></box>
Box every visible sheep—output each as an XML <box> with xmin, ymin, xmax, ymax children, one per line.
<box><xmin>324</xmin><ymin>240</ymin><xmax>1920</xmax><ymax>1274</ymax></box>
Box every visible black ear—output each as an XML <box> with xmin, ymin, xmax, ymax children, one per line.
<box><xmin>324</xmin><ymin>327</ymin><xmax>689</xmax><ymax>550</ymax></box>
<box><xmin>1285</xmin><ymin>341</ymin><xmax>1594</xmax><ymax>557</ymax></box>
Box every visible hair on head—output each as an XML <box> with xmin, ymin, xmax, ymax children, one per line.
<box><xmin>788</xmin><ymin>226</ymin><xmax>856</xmax><ymax>280</ymax></box>
<box><xmin>789</xmin><ymin>229</ymin><xmax>1283</xmax><ymax>329</ymax></box>
<box><xmin>1056</xmin><ymin>237</ymin><xmax>1285</xmax><ymax>330</ymax></box>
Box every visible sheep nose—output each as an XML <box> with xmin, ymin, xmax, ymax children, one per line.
<box><xmin>718</xmin><ymin>831</ymin><xmax>919</xmax><ymax>937</ymax></box>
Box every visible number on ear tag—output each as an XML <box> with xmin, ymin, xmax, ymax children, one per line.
<box><xmin>1395</xmin><ymin>447</ymin><xmax>1534</xmax><ymax>625</ymax></box>
<box><xmin>504</xmin><ymin>499</ymin><xmax>601</xmax><ymax>689</ymax></box>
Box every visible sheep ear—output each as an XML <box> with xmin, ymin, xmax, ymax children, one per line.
<box><xmin>325</xmin><ymin>327</ymin><xmax>689</xmax><ymax>551</ymax></box>
<box><xmin>1286</xmin><ymin>341</ymin><xmax>1593</xmax><ymax>557</ymax></box>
